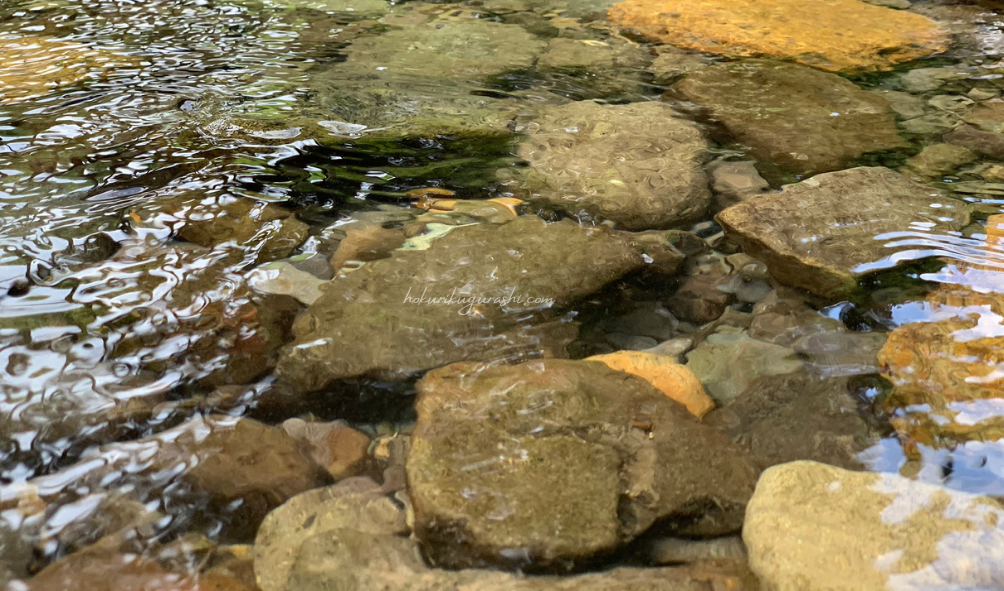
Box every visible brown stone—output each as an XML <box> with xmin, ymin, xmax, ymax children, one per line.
<box><xmin>675</xmin><ymin>60</ymin><xmax>907</xmax><ymax>177</ymax></box>
<box><xmin>717</xmin><ymin>167</ymin><xmax>971</xmax><ymax>298</ymax></box>
<box><xmin>407</xmin><ymin>360</ymin><xmax>759</xmax><ymax>570</ymax></box>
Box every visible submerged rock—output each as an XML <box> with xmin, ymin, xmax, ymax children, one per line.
<box><xmin>254</xmin><ymin>478</ymin><xmax>409</xmax><ymax>591</ymax></box>
<box><xmin>716</xmin><ymin>167</ymin><xmax>972</xmax><ymax>299</ymax></box>
<box><xmin>902</xmin><ymin>143</ymin><xmax>978</xmax><ymax>178</ymax></box>
<box><xmin>744</xmin><ymin>461</ymin><xmax>1004</xmax><ymax>590</ymax></box>
<box><xmin>709</xmin><ymin>160</ymin><xmax>770</xmax><ymax>209</ymax></box>
<box><xmin>513</xmin><ymin>100</ymin><xmax>710</xmax><ymax>230</ymax></box>
<box><xmin>674</xmin><ymin>60</ymin><xmax>906</xmax><ymax>178</ymax></box>
<box><xmin>607</xmin><ymin>0</ymin><xmax>947</xmax><ymax>73</ymax></box>
<box><xmin>275</xmin><ymin>217</ymin><xmax>646</xmax><ymax>392</ymax></box>
<box><xmin>708</xmin><ymin>373</ymin><xmax>878</xmax><ymax>470</ymax></box>
<box><xmin>685</xmin><ymin>329</ymin><xmax>804</xmax><ymax>405</ymax></box>
<box><xmin>165</xmin><ymin>194</ymin><xmax>309</xmax><ymax>263</ymax></box>
<box><xmin>342</xmin><ymin>15</ymin><xmax>544</xmax><ymax>80</ymax></box>
<box><xmin>407</xmin><ymin>360</ymin><xmax>759</xmax><ymax>570</ymax></box>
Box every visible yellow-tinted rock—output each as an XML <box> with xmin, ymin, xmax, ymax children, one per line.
<box><xmin>0</xmin><ymin>37</ymin><xmax>135</xmax><ymax>105</ymax></box>
<box><xmin>587</xmin><ymin>351</ymin><xmax>715</xmax><ymax>418</ymax></box>
<box><xmin>606</xmin><ymin>0</ymin><xmax>948</xmax><ymax>73</ymax></box>
<box><xmin>878</xmin><ymin>214</ymin><xmax>1004</xmax><ymax>445</ymax></box>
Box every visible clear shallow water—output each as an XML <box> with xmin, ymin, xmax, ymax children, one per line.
<box><xmin>4</xmin><ymin>0</ymin><xmax>1004</xmax><ymax>587</ymax></box>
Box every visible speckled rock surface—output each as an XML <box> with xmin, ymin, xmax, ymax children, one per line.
<box><xmin>607</xmin><ymin>0</ymin><xmax>947</xmax><ymax>73</ymax></box>
<box><xmin>407</xmin><ymin>359</ymin><xmax>759</xmax><ymax>570</ymax></box>
<box><xmin>716</xmin><ymin>167</ymin><xmax>972</xmax><ymax>298</ymax></box>
<box><xmin>512</xmin><ymin>101</ymin><xmax>710</xmax><ymax>230</ymax></box>
<box><xmin>707</xmin><ymin>373</ymin><xmax>879</xmax><ymax>470</ymax></box>
<box><xmin>275</xmin><ymin>217</ymin><xmax>645</xmax><ymax>392</ymax></box>
<box><xmin>675</xmin><ymin>60</ymin><xmax>906</xmax><ymax>177</ymax></box>
<box><xmin>685</xmin><ymin>330</ymin><xmax>804</xmax><ymax>405</ymax></box>
<box><xmin>744</xmin><ymin>461</ymin><xmax>1004</xmax><ymax>590</ymax></box>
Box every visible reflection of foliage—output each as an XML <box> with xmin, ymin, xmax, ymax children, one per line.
<box><xmin>242</xmin><ymin>134</ymin><xmax>523</xmax><ymax>207</ymax></box>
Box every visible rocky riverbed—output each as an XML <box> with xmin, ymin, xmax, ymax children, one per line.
<box><xmin>4</xmin><ymin>0</ymin><xmax>1004</xmax><ymax>588</ymax></box>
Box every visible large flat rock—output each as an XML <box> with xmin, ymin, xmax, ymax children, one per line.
<box><xmin>274</xmin><ymin>217</ymin><xmax>645</xmax><ymax>391</ymax></box>
<box><xmin>716</xmin><ymin>167</ymin><xmax>972</xmax><ymax>299</ymax></box>
<box><xmin>607</xmin><ymin>0</ymin><xmax>947</xmax><ymax>73</ymax></box>
<box><xmin>513</xmin><ymin>101</ymin><xmax>710</xmax><ymax>231</ymax></box>
<box><xmin>744</xmin><ymin>461</ymin><xmax>1004</xmax><ymax>590</ymax></box>
<box><xmin>407</xmin><ymin>359</ymin><xmax>759</xmax><ymax>571</ymax></box>
<box><xmin>674</xmin><ymin>60</ymin><xmax>906</xmax><ymax>177</ymax></box>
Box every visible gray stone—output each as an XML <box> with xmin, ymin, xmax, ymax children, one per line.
<box><xmin>685</xmin><ymin>329</ymin><xmax>804</xmax><ymax>405</ymax></box>
<box><xmin>248</xmin><ymin>262</ymin><xmax>324</xmax><ymax>306</ymax></box>
<box><xmin>675</xmin><ymin>60</ymin><xmax>906</xmax><ymax>178</ymax></box>
<box><xmin>748</xmin><ymin>292</ymin><xmax>846</xmax><ymax>346</ymax></box>
<box><xmin>707</xmin><ymin>373</ymin><xmax>879</xmax><ymax>470</ymax></box>
<box><xmin>513</xmin><ymin>101</ymin><xmax>711</xmax><ymax>230</ymax></box>
<box><xmin>341</xmin><ymin>14</ymin><xmax>545</xmax><ymax>80</ymax></box>
<box><xmin>642</xmin><ymin>535</ymin><xmax>747</xmax><ymax>565</ymax></box>
<box><xmin>709</xmin><ymin>160</ymin><xmax>770</xmax><ymax>209</ymax></box>
<box><xmin>899</xmin><ymin>67</ymin><xmax>967</xmax><ymax>93</ymax></box>
<box><xmin>791</xmin><ymin>330</ymin><xmax>887</xmax><ymax>377</ymax></box>
<box><xmin>253</xmin><ymin>478</ymin><xmax>409</xmax><ymax>591</ymax></box>
<box><xmin>716</xmin><ymin>167</ymin><xmax>972</xmax><ymax>298</ymax></box>
<box><xmin>643</xmin><ymin>337</ymin><xmax>693</xmax><ymax>362</ymax></box>
<box><xmin>407</xmin><ymin>360</ymin><xmax>759</xmax><ymax>570</ymax></box>
<box><xmin>598</xmin><ymin>301</ymin><xmax>678</xmax><ymax>341</ymax></box>
<box><xmin>276</xmin><ymin>217</ymin><xmax>646</xmax><ymax>392</ymax></box>
<box><xmin>606</xmin><ymin>332</ymin><xmax>659</xmax><ymax>351</ymax></box>
<box><xmin>744</xmin><ymin>461</ymin><xmax>1004</xmax><ymax>591</ymax></box>
<box><xmin>648</xmin><ymin>46</ymin><xmax>708</xmax><ymax>85</ymax></box>
<box><xmin>899</xmin><ymin>112</ymin><xmax>960</xmax><ymax>135</ymax></box>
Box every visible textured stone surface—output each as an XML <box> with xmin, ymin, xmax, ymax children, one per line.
<box><xmin>343</xmin><ymin>15</ymin><xmax>544</xmax><ymax>79</ymax></box>
<box><xmin>707</xmin><ymin>373</ymin><xmax>878</xmax><ymax>470</ymax></box>
<box><xmin>514</xmin><ymin>101</ymin><xmax>710</xmax><ymax>230</ymax></box>
<box><xmin>744</xmin><ymin>461</ymin><xmax>1004</xmax><ymax>591</ymax></box>
<box><xmin>716</xmin><ymin>167</ymin><xmax>972</xmax><ymax>298</ymax></box>
<box><xmin>607</xmin><ymin>0</ymin><xmax>947</xmax><ymax>73</ymax></box>
<box><xmin>586</xmin><ymin>351</ymin><xmax>715</xmax><ymax>418</ymax></box>
<box><xmin>275</xmin><ymin>217</ymin><xmax>645</xmax><ymax>391</ymax></box>
<box><xmin>675</xmin><ymin>60</ymin><xmax>906</xmax><ymax>177</ymax></box>
<box><xmin>254</xmin><ymin>478</ymin><xmax>409</xmax><ymax>591</ymax></box>
<box><xmin>407</xmin><ymin>360</ymin><xmax>759</xmax><ymax>570</ymax></box>
<box><xmin>903</xmin><ymin>143</ymin><xmax>978</xmax><ymax>178</ymax></box>
<box><xmin>685</xmin><ymin>330</ymin><xmax>803</xmax><ymax>405</ymax></box>
<box><xmin>168</xmin><ymin>195</ymin><xmax>309</xmax><ymax>263</ymax></box>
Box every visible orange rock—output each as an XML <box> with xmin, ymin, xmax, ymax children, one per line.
<box><xmin>587</xmin><ymin>351</ymin><xmax>715</xmax><ymax>418</ymax></box>
<box><xmin>606</xmin><ymin>0</ymin><xmax>947</xmax><ymax>73</ymax></box>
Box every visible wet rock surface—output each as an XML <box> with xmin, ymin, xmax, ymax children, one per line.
<box><xmin>685</xmin><ymin>329</ymin><xmax>804</xmax><ymax>405</ymax></box>
<box><xmin>717</xmin><ymin>167</ymin><xmax>972</xmax><ymax>298</ymax></box>
<box><xmin>744</xmin><ymin>461</ymin><xmax>1004</xmax><ymax>590</ymax></box>
<box><xmin>512</xmin><ymin>101</ymin><xmax>711</xmax><ymax>230</ymax></box>
<box><xmin>707</xmin><ymin>373</ymin><xmax>880</xmax><ymax>470</ymax></box>
<box><xmin>607</xmin><ymin>0</ymin><xmax>947</xmax><ymax>73</ymax></box>
<box><xmin>275</xmin><ymin>217</ymin><xmax>645</xmax><ymax>391</ymax></box>
<box><xmin>407</xmin><ymin>359</ymin><xmax>759</xmax><ymax>570</ymax></box>
<box><xmin>675</xmin><ymin>60</ymin><xmax>906</xmax><ymax>178</ymax></box>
